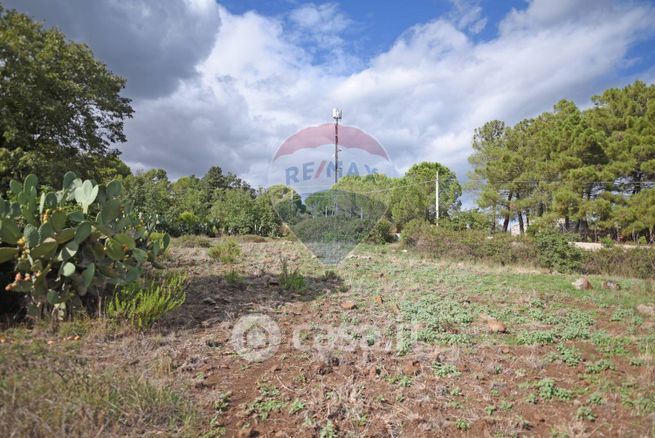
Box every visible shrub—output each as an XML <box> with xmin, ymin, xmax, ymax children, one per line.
<box><xmin>531</xmin><ymin>228</ymin><xmax>584</xmax><ymax>273</ymax></box>
<box><xmin>367</xmin><ymin>218</ymin><xmax>394</xmax><ymax>244</ymax></box>
<box><xmin>292</xmin><ymin>216</ymin><xmax>378</xmax><ymax>244</ymax></box>
<box><xmin>106</xmin><ymin>273</ymin><xmax>186</xmax><ymax>329</ymax></box>
<box><xmin>583</xmin><ymin>247</ymin><xmax>655</xmax><ymax>279</ymax></box>
<box><xmin>208</xmin><ymin>238</ymin><xmax>241</xmax><ymax>263</ymax></box>
<box><xmin>400</xmin><ymin>218</ymin><xmax>430</xmax><ymax>246</ymax></box>
<box><xmin>171</xmin><ymin>234</ymin><xmax>211</xmax><ymax>248</ymax></box>
<box><xmin>279</xmin><ymin>259</ymin><xmax>304</xmax><ymax>291</ymax></box>
<box><xmin>0</xmin><ymin>173</ymin><xmax>169</xmax><ymax>320</ymax></box>
<box><xmin>224</xmin><ymin>270</ymin><xmax>242</xmax><ymax>285</ymax></box>
<box><xmin>402</xmin><ymin>224</ymin><xmax>536</xmax><ymax>266</ymax></box>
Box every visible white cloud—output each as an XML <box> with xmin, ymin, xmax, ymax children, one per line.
<box><xmin>124</xmin><ymin>0</ymin><xmax>654</xmax><ymax>184</ymax></box>
<box><xmin>448</xmin><ymin>0</ymin><xmax>488</xmax><ymax>35</ymax></box>
<box><xmin>9</xmin><ymin>0</ymin><xmax>655</xmax><ymax>186</ymax></box>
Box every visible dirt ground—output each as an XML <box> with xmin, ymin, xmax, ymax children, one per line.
<box><xmin>2</xmin><ymin>238</ymin><xmax>654</xmax><ymax>437</ymax></box>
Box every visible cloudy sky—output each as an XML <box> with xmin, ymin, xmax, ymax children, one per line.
<box><xmin>7</xmin><ymin>0</ymin><xmax>655</xmax><ymax>187</ymax></box>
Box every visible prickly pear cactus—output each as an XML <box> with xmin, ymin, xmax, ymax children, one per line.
<box><xmin>0</xmin><ymin>172</ymin><xmax>169</xmax><ymax>319</ymax></box>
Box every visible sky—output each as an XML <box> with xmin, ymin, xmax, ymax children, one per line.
<box><xmin>6</xmin><ymin>0</ymin><xmax>655</xmax><ymax>189</ymax></box>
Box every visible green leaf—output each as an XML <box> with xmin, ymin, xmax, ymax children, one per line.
<box><xmin>132</xmin><ymin>248</ymin><xmax>147</xmax><ymax>264</ymax></box>
<box><xmin>9</xmin><ymin>179</ymin><xmax>22</xmax><ymax>195</ymax></box>
<box><xmin>0</xmin><ymin>247</ymin><xmax>18</xmax><ymax>263</ymax></box>
<box><xmin>67</xmin><ymin>211</ymin><xmax>85</xmax><ymax>223</ymax></box>
<box><xmin>106</xmin><ymin>237</ymin><xmax>124</xmax><ymax>261</ymax></box>
<box><xmin>50</xmin><ymin>210</ymin><xmax>67</xmax><ymax>232</ymax></box>
<box><xmin>55</xmin><ymin>228</ymin><xmax>76</xmax><ymax>244</ymax></box>
<box><xmin>63</xmin><ymin>171</ymin><xmax>78</xmax><ymax>190</ymax></box>
<box><xmin>47</xmin><ymin>290</ymin><xmax>63</xmax><ymax>305</ymax></box>
<box><xmin>100</xmin><ymin>199</ymin><xmax>121</xmax><ymax>224</ymax></box>
<box><xmin>74</xmin><ymin>221</ymin><xmax>92</xmax><ymax>244</ymax></box>
<box><xmin>44</xmin><ymin>192</ymin><xmax>58</xmax><ymax>209</ymax></box>
<box><xmin>114</xmin><ymin>232</ymin><xmax>135</xmax><ymax>250</ymax></box>
<box><xmin>125</xmin><ymin>267</ymin><xmax>140</xmax><ymax>282</ymax></box>
<box><xmin>82</xmin><ymin>263</ymin><xmax>95</xmax><ymax>288</ymax></box>
<box><xmin>24</xmin><ymin>174</ymin><xmax>38</xmax><ymax>192</ymax></box>
<box><xmin>31</xmin><ymin>237</ymin><xmax>58</xmax><ymax>259</ymax></box>
<box><xmin>24</xmin><ymin>224</ymin><xmax>39</xmax><ymax>248</ymax></box>
<box><xmin>38</xmin><ymin>222</ymin><xmax>53</xmax><ymax>243</ymax></box>
<box><xmin>106</xmin><ymin>180</ymin><xmax>122</xmax><ymax>198</ymax></box>
<box><xmin>60</xmin><ymin>240</ymin><xmax>78</xmax><ymax>261</ymax></box>
<box><xmin>62</xmin><ymin>262</ymin><xmax>76</xmax><ymax>277</ymax></box>
<box><xmin>0</xmin><ymin>218</ymin><xmax>20</xmax><ymax>244</ymax></box>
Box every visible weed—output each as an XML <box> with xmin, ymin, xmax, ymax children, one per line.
<box><xmin>224</xmin><ymin>270</ymin><xmax>242</xmax><ymax>285</ymax></box>
<box><xmin>576</xmin><ymin>406</ymin><xmax>596</xmax><ymax>421</ymax></box>
<box><xmin>585</xmin><ymin>359</ymin><xmax>615</xmax><ymax>374</ymax></box>
<box><xmin>589</xmin><ymin>393</ymin><xmax>604</xmax><ymax>405</ymax></box>
<box><xmin>499</xmin><ymin>400</ymin><xmax>513</xmax><ymax>411</ymax></box>
<box><xmin>485</xmin><ymin>405</ymin><xmax>496</xmax><ymax>415</ymax></box>
<box><xmin>213</xmin><ymin>392</ymin><xmax>231</xmax><ymax>413</ymax></box>
<box><xmin>279</xmin><ymin>259</ymin><xmax>305</xmax><ymax>291</ymax></box>
<box><xmin>548</xmin><ymin>343</ymin><xmax>582</xmax><ymax>366</ymax></box>
<box><xmin>208</xmin><ymin>238</ymin><xmax>241</xmax><ymax>263</ymax></box>
<box><xmin>526</xmin><ymin>393</ymin><xmax>538</xmax><ymax>404</ymax></box>
<box><xmin>319</xmin><ymin>420</ymin><xmax>338</xmax><ymax>438</ymax></box>
<box><xmin>536</xmin><ymin>378</ymin><xmax>572</xmax><ymax>401</ymax></box>
<box><xmin>455</xmin><ymin>418</ymin><xmax>470</xmax><ymax>431</ymax></box>
<box><xmin>432</xmin><ymin>361</ymin><xmax>460</xmax><ymax>378</ymax></box>
<box><xmin>386</xmin><ymin>374</ymin><xmax>413</xmax><ymax>387</ymax></box>
<box><xmin>288</xmin><ymin>399</ymin><xmax>305</xmax><ymax>414</ymax></box>
<box><xmin>106</xmin><ymin>273</ymin><xmax>187</xmax><ymax>330</ymax></box>
<box><xmin>517</xmin><ymin>330</ymin><xmax>557</xmax><ymax>345</ymax></box>
<box><xmin>353</xmin><ymin>414</ymin><xmax>368</xmax><ymax>427</ymax></box>
<box><xmin>172</xmin><ymin>235</ymin><xmax>211</xmax><ymax>248</ymax></box>
<box><xmin>246</xmin><ymin>398</ymin><xmax>285</xmax><ymax>420</ymax></box>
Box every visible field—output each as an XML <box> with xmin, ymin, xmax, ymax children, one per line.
<box><xmin>1</xmin><ymin>239</ymin><xmax>654</xmax><ymax>437</ymax></box>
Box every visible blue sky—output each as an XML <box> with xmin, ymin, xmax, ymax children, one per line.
<box><xmin>7</xmin><ymin>0</ymin><xmax>655</xmax><ymax>188</ymax></box>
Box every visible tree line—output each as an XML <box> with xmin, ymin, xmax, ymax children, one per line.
<box><xmin>1</xmin><ymin>6</ymin><xmax>653</xmax><ymax>243</ymax></box>
<box><xmin>468</xmin><ymin>80</ymin><xmax>655</xmax><ymax>242</ymax></box>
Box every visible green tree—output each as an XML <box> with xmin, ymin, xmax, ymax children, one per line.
<box><xmin>391</xmin><ymin>162</ymin><xmax>461</xmax><ymax>229</ymax></box>
<box><xmin>0</xmin><ymin>6</ymin><xmax>133</xmax><ymax>187</ymax></box>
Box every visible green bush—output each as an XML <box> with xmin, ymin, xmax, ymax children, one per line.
<box><xmin>292</xmin><ymin>216</ymin><xmax>378</xmax><ymax>244</ymax></box>
<box><xmin>583</xmin><ymin>247</ymin><xmax>655</xmax><ymax>279</ymax></box>
<box><xmin>367</xmin><ymin>218</ymin><xmax>394</xmax><ymax>244</ymax></box>
<box><xmin>106</xmin><ymin>273</ymin><xmax>186</xmax><ymax>329</ymax></box>
<box><xmin>208</xmin><ymin>238</ymin><xmax>241</xmax><ymax>263</ymax></box>
<box><xmin>402</xmin><ymin>223</ymin><xmax>536</xmax><ymax>266</ymax></box>
<box><xmin>0</xmin><ymin>173</ymin><xmax>169</xmax><ymax>320</ymax></box>
<box><xmin>399</xmin><ymin>218</ymin><xmax>430</xmax><ymax>245</ymax></box>
<box><xmin>531</xmin><ymin>229</ymin><xmax>584</xmax><ymax>273</ymax></box>
<box><xmin>171</xmin><ymin>234</ymin><xmax>211</xmax><ymax>248</ymax></box>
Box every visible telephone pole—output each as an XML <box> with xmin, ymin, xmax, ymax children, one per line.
<box><xmin>332</xmin><ymin>108</ymin><xmax>342</xmax><ymax>184</ymax></box>
<box><xmin>435</xmin><ymin>170</ymin><xmax>440</xmax><ymax>225</ymax></box>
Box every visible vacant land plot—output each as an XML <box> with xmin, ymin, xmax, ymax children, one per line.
<box><xmin>1</xmin><ymin>239</ymin><xmax>654</xmax><ymax>437</ymax></box>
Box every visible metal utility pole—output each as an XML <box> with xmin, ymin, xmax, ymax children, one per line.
<box><xmin>332</xmin><ymin>108</ymin><xmax>342</xmax><ymax>184</ymax></box>
<box><xmin>435</xmin><ymin>170</ymin><xmax>440</xmax><ymax>225</ymax></box>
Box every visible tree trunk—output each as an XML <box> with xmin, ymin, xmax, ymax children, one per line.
<box><xmin>502</xmin><ymin>192</ymin><xmax>513</xmax><ymax>233</ymax></box>
<box><xmin>518</xmin><ymin>211</ymin><xmax>524</xmax><ymax>235</ymax></box>
<box><xmin>525</xmin><ymin>209</ymin><xmax>530</xmax><ymax>229</ymax></box>
<box><xmin>491</xmin><ymin>203</ymin><xmax>497</xmax><ymax>233</ymax></box>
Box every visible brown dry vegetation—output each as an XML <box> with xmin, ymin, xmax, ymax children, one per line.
<box><xmin>1</xmin><ymin>239</ymin><xmax>654</xmax><ymax>437</ymax></box>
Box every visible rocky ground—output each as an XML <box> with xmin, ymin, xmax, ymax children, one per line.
<box><xmin>1</xmin><ymin>238</ymin><xmax>654</xmax><ymax>437</ymax></box>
